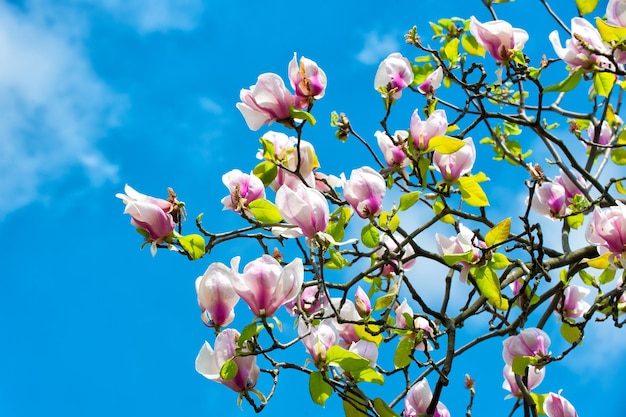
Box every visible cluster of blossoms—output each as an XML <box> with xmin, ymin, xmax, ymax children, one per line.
<box><xmin>114</xmin><ymin>3</ymin><xmax>626</xmax><ymax>414</ymax></box>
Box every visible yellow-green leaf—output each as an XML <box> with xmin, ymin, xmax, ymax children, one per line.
<box><xmin>426</xmin><ymin>135</ymin><xmax>465</xmax><ymax>154</ymax></box>
<box><xmin>485</xmin><ymin>218</ymin><xmax>511</xmax><ymax>247</ymax></box>
<box><xmin>586</xmin><ymin>252</ymin><xmax>610</xmax><ymax>269</ymax></box>
<box><xmin>399</xmin><ymin>191</ymin><xmax>421</xmax><ymax>211</ymax></box>
<box><xmin>220</xmin><ymin>358</ymin><xmax>238</xmax><ymax>380</ymax></box>
<box><xmin>560</xmin><ymin>322</ymin><xmax>582</xmax><ymax>344</ymax></box>
<box><xmin>355</xmin><ymin>323</ymin><xmax>383</xmax><ymax>346</ymax></box>
<box><xmin>309</xmin><ymin>371</ymin><xmax>332</xmax><ymax>406</ymax></box>
<box><xmin>474</xmin><ymin>266</ymin><xmax>508</xmax><ymax>310</ymax></box>
<box><xmin>594</xmin><ymin>72</ymin><xmax>616</xmax><ymax>98</ymax></box>
<box><xmin>576</xmin><ymin>0</ymin><xmax>598</xmax><ymax>15</ymax></box>
<box><xmin>373</xmin><ymin>398</ymin><xmax>401</xmax><ymax>417</ymax></box>
<box><xmin>544</xmin><ymin>70</ymin><xmax>583</xmax><ymax>93</ymax></box>
<box><xmin>616</xmin><ymin>180</ymin><xmax>626</xmax><ymax>194</ymax></box>
<box><xmin>596</xmin><ymin>17</ymin><xmax>626</xmax><ymax>43</ymax></box>
<box><xmin>611</xmin><ymin>148</ymin><xmax>626</xmax><ymax>165</ymax></box>
<box><xmin>361</xmin><ymin>224</ymin><xmax>380</xmax><ymax>248</ymax></box>
<box><xmin>248</xmin><ymin>199</ymin><xmax>283</xmax><ymax>223</ymax></box>
<box><xmin>461</xmin><ymin>34</ymin><xmax>485</xmax><ymax>57</ymax></box>
<box><xmin>457</xmin><ymin>176</ymin><xmax>490</xmax><ymax>207</ymax></box>
<box><xmin>253</xmin><ymin>160</ymin><xmax>278</xmax><ymax>186</ymax></box>
<box><xmin>433</xmin><ymin>200</ymin><xmax>455</xmax><ymax>224</ymax></box>
<box><xmin>178</xmin><ymin>234</ymin><xmax>205</xmax><ymax>260</ymax></box>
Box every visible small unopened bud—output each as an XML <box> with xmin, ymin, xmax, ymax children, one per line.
<box><xmin>354</xmin><ymin>286</ymin><xmax>372</xmax><ymax>318</ymax></box>
<box><xmin>464</xmin><ymin>374</ymin><xmax>475</xmax><ymax>393</ymax></box>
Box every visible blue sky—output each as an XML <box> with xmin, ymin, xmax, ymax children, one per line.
<box><xmin>0</xmin><ymin>0</ymin><xmax>624</xmax><ymax>416</ymax></box>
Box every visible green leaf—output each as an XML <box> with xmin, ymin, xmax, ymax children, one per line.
<box><xmin>587</xmin><ymin>252</ymin><xmax>612</xmax><ymax>269</ymax></box>
<box><xmin>309</xmin><ymin>371</ymin><xmax>332</xmax><ymax>406</ymax></box>
<box><xmin>373</xmin><ymin>398</ymin><xmax>401</xmax><ymax>417</ymax></box>
<box><xmin>417</xmin><ymin>155</ymin><xmax>430</xmax><ymax>188</ymax></box>
<box><xmin>220</xmin><ymin>358</ymin><xmax>238</xmax><ymax>380</ymax></box>
<box><xmin>248</xmin><ymin>199</ymin><xmax>283</xmax><ymax>223</ymax></box>
<box><xmin>560</xmin><ymin>322</ymin><xmax>582</xmax><ymax>344</ymax></box>
<box><xmin>566</xmin><ymin>212</ymin><xmax>584</xmax><ymax>229</ymax></box>
<box><xmin>253</xmin><ymin>160</ymin><xmax>278</xmax><ymax>186</ymax></box>
<box><xmin>343</xmin><ymin>391</ymin><xmax>369</xmax><ymax>417</ymax></box>
<box><xmin>576</xmin><ymin>0</ymin><xmax>598</xmax><ymax>15</ymax></box>
<box><xmin>259</xmin><ymin>137</ymin><xmax>277</xmax><ymax>161</ymax></box>
<box><xmin>389</xmin><ymin>214</ymin><xmax>400</xmax><ymax>232</ymax></box>
<box><xmin>490</xmin><ymin>253</ymin><xmax>511</xmax><ymax>270</ymax></box>
<box><xmin>433</xmin><ymin>200</ymin><xmax>455</xmax><ymax>224</ymax></box>
<box><xmin>461</xmin><ymin>34</ymin><xmax>485</xmax><ymax>57</ymax></box>
<box><xmin>611</xmin><ymin>148</ymin><xmax>626</xmax><ymax>165</ymax></box>
<box><xmin>457</xmin><ymin>176</ymin><xmax>490</xmax><ymax>207</ymax></box>
<box><xmin>474</xmin><ymin>266</ymin><xmax>508</xmax><ymax>310</ymax></box>
<box><xmin>530</xmin><ymin>393</ymin><xmax>548</xmax><ymax>416</ymax></box>
<box><xmin>485</xmin><ymin>218</ymin><xmax>511</xmax><ymax>247</ymax></box>
<box><xmin>442</xmin><ymin>38</ymin><xmax>460</xmax><ymax>64</ymax></box>
<box><xmin>325</xmin><ymin>346</ymin><xmax>370</xmax><ymax>371</ymax></box>
<box><xmin>178</xmin><ymin>234</ymin><xmax>205</xmax><ymax>260</ymax></box>
<box><xmin>361</xmin><ymin>224</ymin><xmax>380</xmax><ymax>248</ymax></box>
<box><xmin>399</xmin><ymin>191</ymin><xmax>421</xmax><ymax>211</ymax></box>
<box><xmin>238</xmin><ymin>323</ymin><xmax>262</xmax><ymax>347</ymax></box>
<box><xmin>599</xmin><ymin>267</ymin><xmax>617</xmax><ymax>285</ymax></box>
<box><xmin>326</xmin><ymin>206</ymin><xmax>352</xmax><ymax>242</ymax></box>
<box><xmin>373</xmin><ymin>294</ymin><xmax>397</xmax><ymax>312</ymax></box>
<box><xmin>289</xmin><ymin>105</ymin><xmax>316</xmax><ymax>125</ymax></box>
<box><xmin>350</xmin><ymin>368</ymin><xmax>385</xmax><ymax>385</ymax></box>
<box><xmin>426</xmin><ymin>135</ymin><xmax>465</xmax><ymax>154</ymax></box>
<box><xmin>578</xmin><ymin>270</ymin><xmax>596</xmax><ymax>286</ymax></box>
<box><xmin>594</xmin><ymin>72</ymin><xmax>616</xmax><ymax>98</ymax></box>
<box><xmin>511</xmin><ymin>355</ymin><xmax>534</xmax><ymax>376</ymax></box>
<box><xmin>442</xmin><ymin>250</ymin><xmax>475</xmax><ymax>266</ymax></box>
<box><xmin>394</xmin><ymin>337</ymin><xmax>414</xmax><ymax>369</ymax></box>
<box><xmin>596</xmin><ymin>17</ymin><xmax>626</xmax><ymax>43</ymax></box>
<box><xmin>354</xmin><ymin>323</ymin><xmax>383</xmax><ymax>346</ymax></box>
<box><xmin>325</xmin><ymin>248</ymin><xmax>349</xmax><ymax>270</ymax></box>
<box><xmin>616</xmin><ymin>180</ymin><xmax>626</xmax><ymax>194</ymax></box>
<box><xmin>544</xmin><ymin>70</ymin><xmax>583</xmax><ymax>93</ymax></box>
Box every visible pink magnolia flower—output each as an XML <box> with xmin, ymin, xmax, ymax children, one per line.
<box><xmin>195</xmin><ymin>328</ymin><xmax>260</xmax><ymax>393</ymax></box>
<box><xmin>343</xmin><ymin>166</ymin><xmax>386</xmax><ymax>218</ymax></box>
<box><xmin>544</xmin><ymin>392</ymin><xmax>579</xmax><ymax>417</ymax></box>
<box><xmin>469</xmin><ymin>16</ymin><xmax>529</xmax><ymax>62</ymax></box>
<box><xmin>557</xmin><ymin>285</ymin><xmax>591</xmax><ymax>319</ymax></box>
<box><xmin>221</xmin><ymin>169</ymin><xmax>265</xmax><ymax>213</ymax></box>
<box><xmin>348</xmin><ymin>340</ymin><xmax>378</xmax><ymax>367</ymax></box>
<box><xmin>375</xmin><ymin>130</ymin><xmax>410</xmax><ymax>168</ymax></box>
<box><xmin>585</xmin><ymin>201</ymin><xmax>626</xmax><ymax>263</ymax></box>
<box><xmin>549</xmin><ymin>18</ymin><xmax>610</xmax><ymax>70</ymax></box>
<box><xmin>587</xmin><ymin>120</ymin><xmax>613</xmax><ymax>146</ymax></box>
<box><xmin>257</xmin><ymin>130</ymin><xmax>297</xmax><ymax>161</ymax></box>
<box><xmin>435</xmin><ymin>224</ymin><xmax>486</xmax><ymax>282</ymax></box>
<box><xmin>433</xmin><ymin>137</ymin><xmax>476</xmax><ymax>182</ymax></box>
<box><xmin>354</xmin><ymin>286</ymin><xmax>372</xmax><ymax>318</ymax></box>
<box><xmin>410</xmin><ymin>109</ymin><xmax>448</xmax><ymax>152</ymax></box>
<box><xmin>195</xmin><ymin>262</ymin><xmax>240</xmax><ymax>328</ymax></box>
<box><xmin>554</xmin><ymin>170</ymin><xmax>587</xmax><ymax>202</ymax></box>
<box><xmin>230</xmin><ymin>255</ymin><xmax>303</xmax><ymax>317</ymax></box>
<box><xmin>116</xmin><ymin>184</ymin><xmax>175</xmax><ymax>241</ymax></box>
<box><xmin>376</xmin><ymin>234</ymin><xmax>416</xmax><ymax>277</ymax></box>
<box><xmin>288</xmin><ymin>53</ymin><xmax>327</xmax><ymax>106</ymax></box>
<box><xmin>502</xmin><ymin>328</ymin><xmax>551</xmax><ymax>365</ymax></box>
<box><xmin>503</xmin><ymin>364</ymin><xmax>545</xmax><ymax>399</ymax></box>
<box><xmin>395</xmin><ymin>299</ymin><xmax>414</xmax><ymax>329</ymax></box>
<box><xmin>284</xmin><ymin>285</ymin><xmax>326</xmax><ymax>317</ymax></box>
<box><xmin>607</xmin><ymin>0</ymin><xmax>626</xmax><ymax>27</ymax></box>
<box><xmin>394</xmin><ymin>299</ymin><xmax>435</xmax><ymax>351</ymax></box>
<box><xmin>418</xmin><ymin>66</ymin><xmax>443</xmax><ymax>94</ymax></box>
<box><xmin>273</xmin><ymin>139</ymin><xmax>319</xmax><ymax>191</ymax></box>
<box><xmin>275</xmin><ymin>183</ymin><xmax>329</xmax><ymax>238</ymax></box>
<box><xmin>298</xmin><ymin>319</ymin><xmax>337</xmax><ymax>366</ymax></box>
<box><xmin>331</xmin><ymin>298</ymin><xmax>361</xmax><ymax>346</ymax></box>
<box><xmin>404</xmin><ymin>379</ymin><xmax>450</xmax><ymax>417</ymax></box>
<box><xmin>530</xmin><ymin>181</ymin><xmax>567</xmax><ymax>219</ymax></box>
<box><xmin>374</xmin><ymin>52</ymin><xmax>414</xmax><ymax>99</ymax></box>
<box><xmin>236</xmin><ymin>73</ymin><xmax>298</xmax><ymax>131</ymax></box>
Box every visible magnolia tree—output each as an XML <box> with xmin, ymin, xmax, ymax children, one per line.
<box><xmin>117</xmin><ymin>1</ymin><xmax>626</xmax><ymax>416</ymax></box>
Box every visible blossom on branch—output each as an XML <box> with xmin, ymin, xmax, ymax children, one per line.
<box><xmin>195</xmin><ymin>261</ymin><xmax>240</xmax><ymax>328</ymax></box>
<box><xmin>549</xmin><ymin>18</ymin><xmax>609</xmax><ymax>70</ymax></box>
<box><xmin>343</xmin><ymin>166</ymin><xmax>386</xmax><ymax>218</ymax></box>
<box><xmin>229</xmin><ymin>255</ymin><xmax>304</xmax><ymax>317</ymax></box>
<box><xmin>469</xmin><ymin>16</ymin><xmax>529</xmax><ymax>63</ymax></box>
<box><xmin>417</xmin><ymin>66</ymin><xmax>443</xmax><ymax>94</ymax></box>
<box><xmin>236</xmin><ymin>73</ymin><xmax>299</xmax><ymax>131</ymax></box>
<box><xmin>410</xmin><ymin>109</ymin><xmax>448</xmax><ymax>152</ymax></box>
<box><xmin>433</xmin><ymin>137</ymin><xmax>476</xmax><ymax>182</ymax></box>
<box><xmin>404</xmin><ymin>379</ymin><xmax>450</xmax><ymax>417</ymax></box>
<box><xmin>544</xmin><ymin>391</ymin><xmax>579</xmax><ymax>417</ymax></box>
<box><xmin>195</xmin><ymin>328</ymin><xmax>260</xmax><ymax>393</ymax></box>
<box><xmin>556</xmin><ymin>285</ymin><xmax>591</xmax><ymax>319</ymax></box>
<box><xmin>376</xmin><ymin>130</ymin><xmax>410</xmax><ymax>168</ymax></box>
<box><xmin>116</xmin><ymin>184</ymin><xmax>175</xmax><ymax>242</ymax></box>
<box><xmin>221</xmin><ymin>169</ymin><xmax>265</xmax><ymax>214</ymax></box>
<box><xmin>502</xmin><ymin>328</ymin><xmax>551</xmax><ymax>365</ymax></box>
<box><xmin>275</xmin><ymin>183</ymin><xmax>329</xmax><ymax>238</ymax></box>
<box><xmin>298</xmin><ymin>319</ymin><xmax>337</xmax><ymax>367</ymax></box>
<box><xmin>374</xmin><ymin>52</ymin><xmax>414</xmax><ymax>99</ymax></box>
<box><xmin>502</xmin><ymin>364</ymin><xmax>545</xmax><ymax>399</ymax></box>
<box><xmin>288</xmin><ymin>53</ymin><xmax>327</xmax><ymax>106</ymax></box>
<box><xmin>585</xmin><ymin>201</ymin><xmax>626</xmax><ymax>266</ymax></box>
<box><xmin>607</xmin><ymin>0</ymin><xmax>626</xmax><ymax>27</ymax></box>
<box><xmin>435</xmin><ymin>223</ymin><xmax>486</xmax><ymax>283</ymax></box>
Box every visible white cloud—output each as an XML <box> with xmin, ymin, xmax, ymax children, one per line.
<box><xmin>0</xmin><ymin>1</ymin><xmax>123</xmax><ymax>218</ymax></box>
<box><xmin>199</xmin><ymin>96</ymin><xmax>223</xmax><ymax>115</ymax></box>
<box><xmin>356</xmin><ymin>31</ymin><xmax>399</xmax><ymax>65</ymax></box>
<box><xmin>96</xmin><ymin>0</ymin><xmax>205</xmax><ymax>33</ymax></box>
